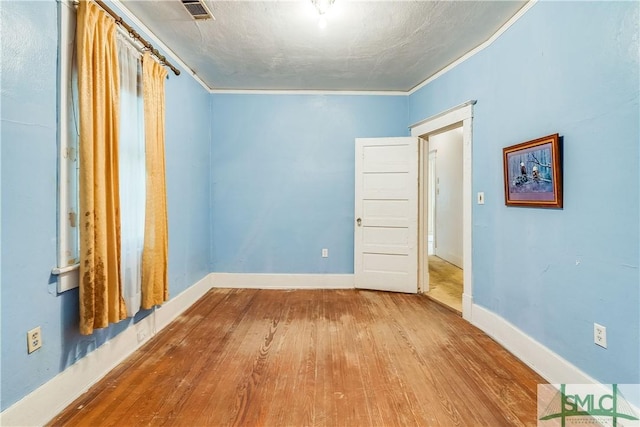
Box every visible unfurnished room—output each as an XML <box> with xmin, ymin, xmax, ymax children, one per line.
<box><xmin>1</xmin><ymin>0</ymin><xmax>639</xmax><ymax>425</ymax></box>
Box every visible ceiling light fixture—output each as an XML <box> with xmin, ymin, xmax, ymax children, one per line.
<box><xmin>311</xmin><ymin>0</ymin><xmax>336</xmax><ymax>29</ymax></box>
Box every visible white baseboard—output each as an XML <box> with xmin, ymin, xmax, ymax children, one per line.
<box><xmin>155</xmin><ymin>273</ymin><xmax>214</xmax><ymax>331</ymax></box>
<box><xmin>211</xmin><ymin>273</ymin><xmax>354</xmax><ymax>289</ymax></box>
<box><xmin>471</xmin><ymin>303</ymin><xmax>640</xmax><ymax>413</ymax></box>
<box><xmin>471</xmin><ymin>303</ymin><xmax>599</xmax><ymax>384</ymax></box>
<box><xmin>0</xmin><ymin>273</ymin><xmax>214</xmax><ymax>427</ymax></box>
<box><xmin>462</xmin><ymin>292</ymin><xmax>473</xmax><ymax>321</ymax></box>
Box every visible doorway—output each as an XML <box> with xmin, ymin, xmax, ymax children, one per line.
<box><xmin>412</xmin><ymin>101</ymin><xmax>475</xmax><ymax>320</ymax></box>
<box><xmin>353</xmin><ymin>102</ymin><xmax>475</xmax><ymax>319</ymax></box>
<box><xmin>424</xmin><ymin>127</ymin><xmax>464</xmax><ymax>313</ymax></box>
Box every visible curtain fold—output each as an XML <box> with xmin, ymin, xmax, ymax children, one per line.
<box><xmin>77</xmin><ymin>0</ymin><xmax>127</xmax><ymax>335</ymax></box>
<box><xmin>141</xmin><ymin>52</ymin><xmax>169</xmax><ymax>309</ymax></box>
<box><xmin>117</xmin><ymin>34</ymin><xmax>145</xmax><ymax>317</ymax></box>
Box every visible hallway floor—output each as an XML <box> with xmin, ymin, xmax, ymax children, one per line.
<box><xmin>426</xmin><ymin>255</ymin><xmax>463</xmax><ymax>314</ymax></box>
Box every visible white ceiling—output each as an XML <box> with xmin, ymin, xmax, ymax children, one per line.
<box><xmin>121</xmin><ymin>1</ymin><xmax>527</xmax><ymax>92</ymax></box>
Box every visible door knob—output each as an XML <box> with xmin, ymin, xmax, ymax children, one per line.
<box><xmin>356</xmin><ymin>218</ymin><xmax>362</xmax><ymax>227</ymax></box>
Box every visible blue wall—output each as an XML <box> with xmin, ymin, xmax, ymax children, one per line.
<box><xmin>164</xmin><ymin>60</ymin><xmax>212</xmax><ymax>294</ymax></box>
<box><xmin>210</xmin><ymin>94</ymin><xmax>407</xmax><ymax>274</ymax></box>
<box><xmin>410</xmin><ymin>1</ymin><xmax>639</xmax><ymax>385</ymax></box>
<box><xmin>0</xmin><ymin>1</ymin><xmax>211</xmax><ymax>410</ymax></box>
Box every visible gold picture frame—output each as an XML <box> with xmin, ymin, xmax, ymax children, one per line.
<box><xmin>503</xmin><ymin>133</ymin><xmax>562</xmax><ymax>208</ymax></box>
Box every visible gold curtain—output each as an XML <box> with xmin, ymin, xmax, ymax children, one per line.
<box><xmin>77</xmin><ymin>1</ymin><xmax>127</xmax><ymax>335</ymax></box>
<box><xmin>141</xmin><ymin>52</ymin><xmax>169</xmax><ymax>309</ymax></box>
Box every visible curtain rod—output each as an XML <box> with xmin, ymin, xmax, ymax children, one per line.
<box><xmin>89</xmin><ymin>0</ymin><xmax>181</xmax><ymax>76</ymax></box>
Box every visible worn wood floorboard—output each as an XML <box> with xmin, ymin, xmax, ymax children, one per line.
<box><xmin>48</xmin><ymin>289</ymin><xmax>544</xmax><ymax>427</ymax></box>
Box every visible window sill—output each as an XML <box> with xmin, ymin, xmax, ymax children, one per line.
<box><xmin>52</xmin><ymin>264</ymin><xmax>79</xmax><ymax>293</ymax></box>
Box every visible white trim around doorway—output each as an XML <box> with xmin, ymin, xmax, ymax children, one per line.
<box><xmin>410</xmin><ymin>100</ymin><xmax>476</xmax><ymax>320</ymax></box>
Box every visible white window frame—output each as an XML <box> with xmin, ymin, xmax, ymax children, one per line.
<box><xmin>53</xmin><ymin>0</ymin><xmax>80</xmax><ymax>293</ymax></box>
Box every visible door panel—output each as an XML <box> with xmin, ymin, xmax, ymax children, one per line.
<box><xmin>354</xmin><ymin>137</ymin><xmax>418</xmax><ymax>293</ymax></box>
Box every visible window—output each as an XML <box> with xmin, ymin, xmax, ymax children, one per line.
<box><xmin>53</xmin><ymin>0</ymin><xmax>80</xmax><ymax>292</ymax></box>
<box><xmin>54</xmin><ymin>1</ymin><xmax>146</xmax><ymax>303</ymax></box>
<box><xmin>116</xmin><ymin>33</ymin><xmax>146</xmax><ymax>315</ymax></box>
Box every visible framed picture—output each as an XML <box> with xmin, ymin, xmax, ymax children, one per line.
<box><xmin>503</xmin><ymin>133</ymin><xmax>562</xmax><ymax>208</ymax></box>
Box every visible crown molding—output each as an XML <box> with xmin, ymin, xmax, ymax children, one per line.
<box><xmin>407</xmin><ymin>0</ymin><xmax>537</xmax><ymax>95</ymax></box>
<box><xmin>209</xmin><ymin>89</ymin><xmax>407</xmax><ymax>96</ymax></box>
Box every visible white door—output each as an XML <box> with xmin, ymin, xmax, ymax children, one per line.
<box><xmin>354</xmin><ymin>137</ymin><xmax>419</xmax><ymax>293</ymax></box>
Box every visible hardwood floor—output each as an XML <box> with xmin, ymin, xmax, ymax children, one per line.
<box><xmin>49</xmin><ymin>289</ymin><xmax>544</xmax><ymax>426</ymax></box>
<box><xmin>427</xmin><ymin>256</ymin><xmax>463</xmax><ymax>314</ymax></box>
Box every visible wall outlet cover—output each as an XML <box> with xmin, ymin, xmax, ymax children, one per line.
<box><xmin>27</xmin><ymin>326</ymin><xmax>42</xmax><ymax>354</ymax></box>
<box><xmin>594</xmin><ymin>323</ymin><xmax>607</xmax><ymax>348</ymax></box>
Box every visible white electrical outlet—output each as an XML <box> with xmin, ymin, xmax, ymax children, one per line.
<box><xmin>322</xmin><ymin>248</ymin><xmax>328</xmax><ymax>258</ymax></box>
<box><xmin>594</xmin><ymin>323</ymin><xmax>607</xmax><ymax>348</ymax></box>
<box><xmin>27</xmin><ymin>326</ymin><xmax>42</xmax><ymax>354</ymax></box>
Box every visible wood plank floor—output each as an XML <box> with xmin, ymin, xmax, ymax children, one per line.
<box><xmin>427</xmin><ymin>256</ymin><xmax>463</xmax><ymax>314</ymax></box>
<box><xmin>49</xmin><ymin>289</ymin><xmax>544</xmax><ymax>426</ymax></box>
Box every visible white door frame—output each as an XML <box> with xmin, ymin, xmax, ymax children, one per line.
<box><xmin>427</xmin><ymin>148</ymin><xmax>437</xmax><ymax>257</ymax></box>
<box><xmin>410</xmin><ymin>101</ymin><xmax>475</xmax><ymax>320</ymax></box>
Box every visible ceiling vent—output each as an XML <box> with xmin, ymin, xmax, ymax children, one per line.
<box><xmin>181</xmin><ymin>0</ymin><xmax>215</xmax><ymax>20</ymax></box>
